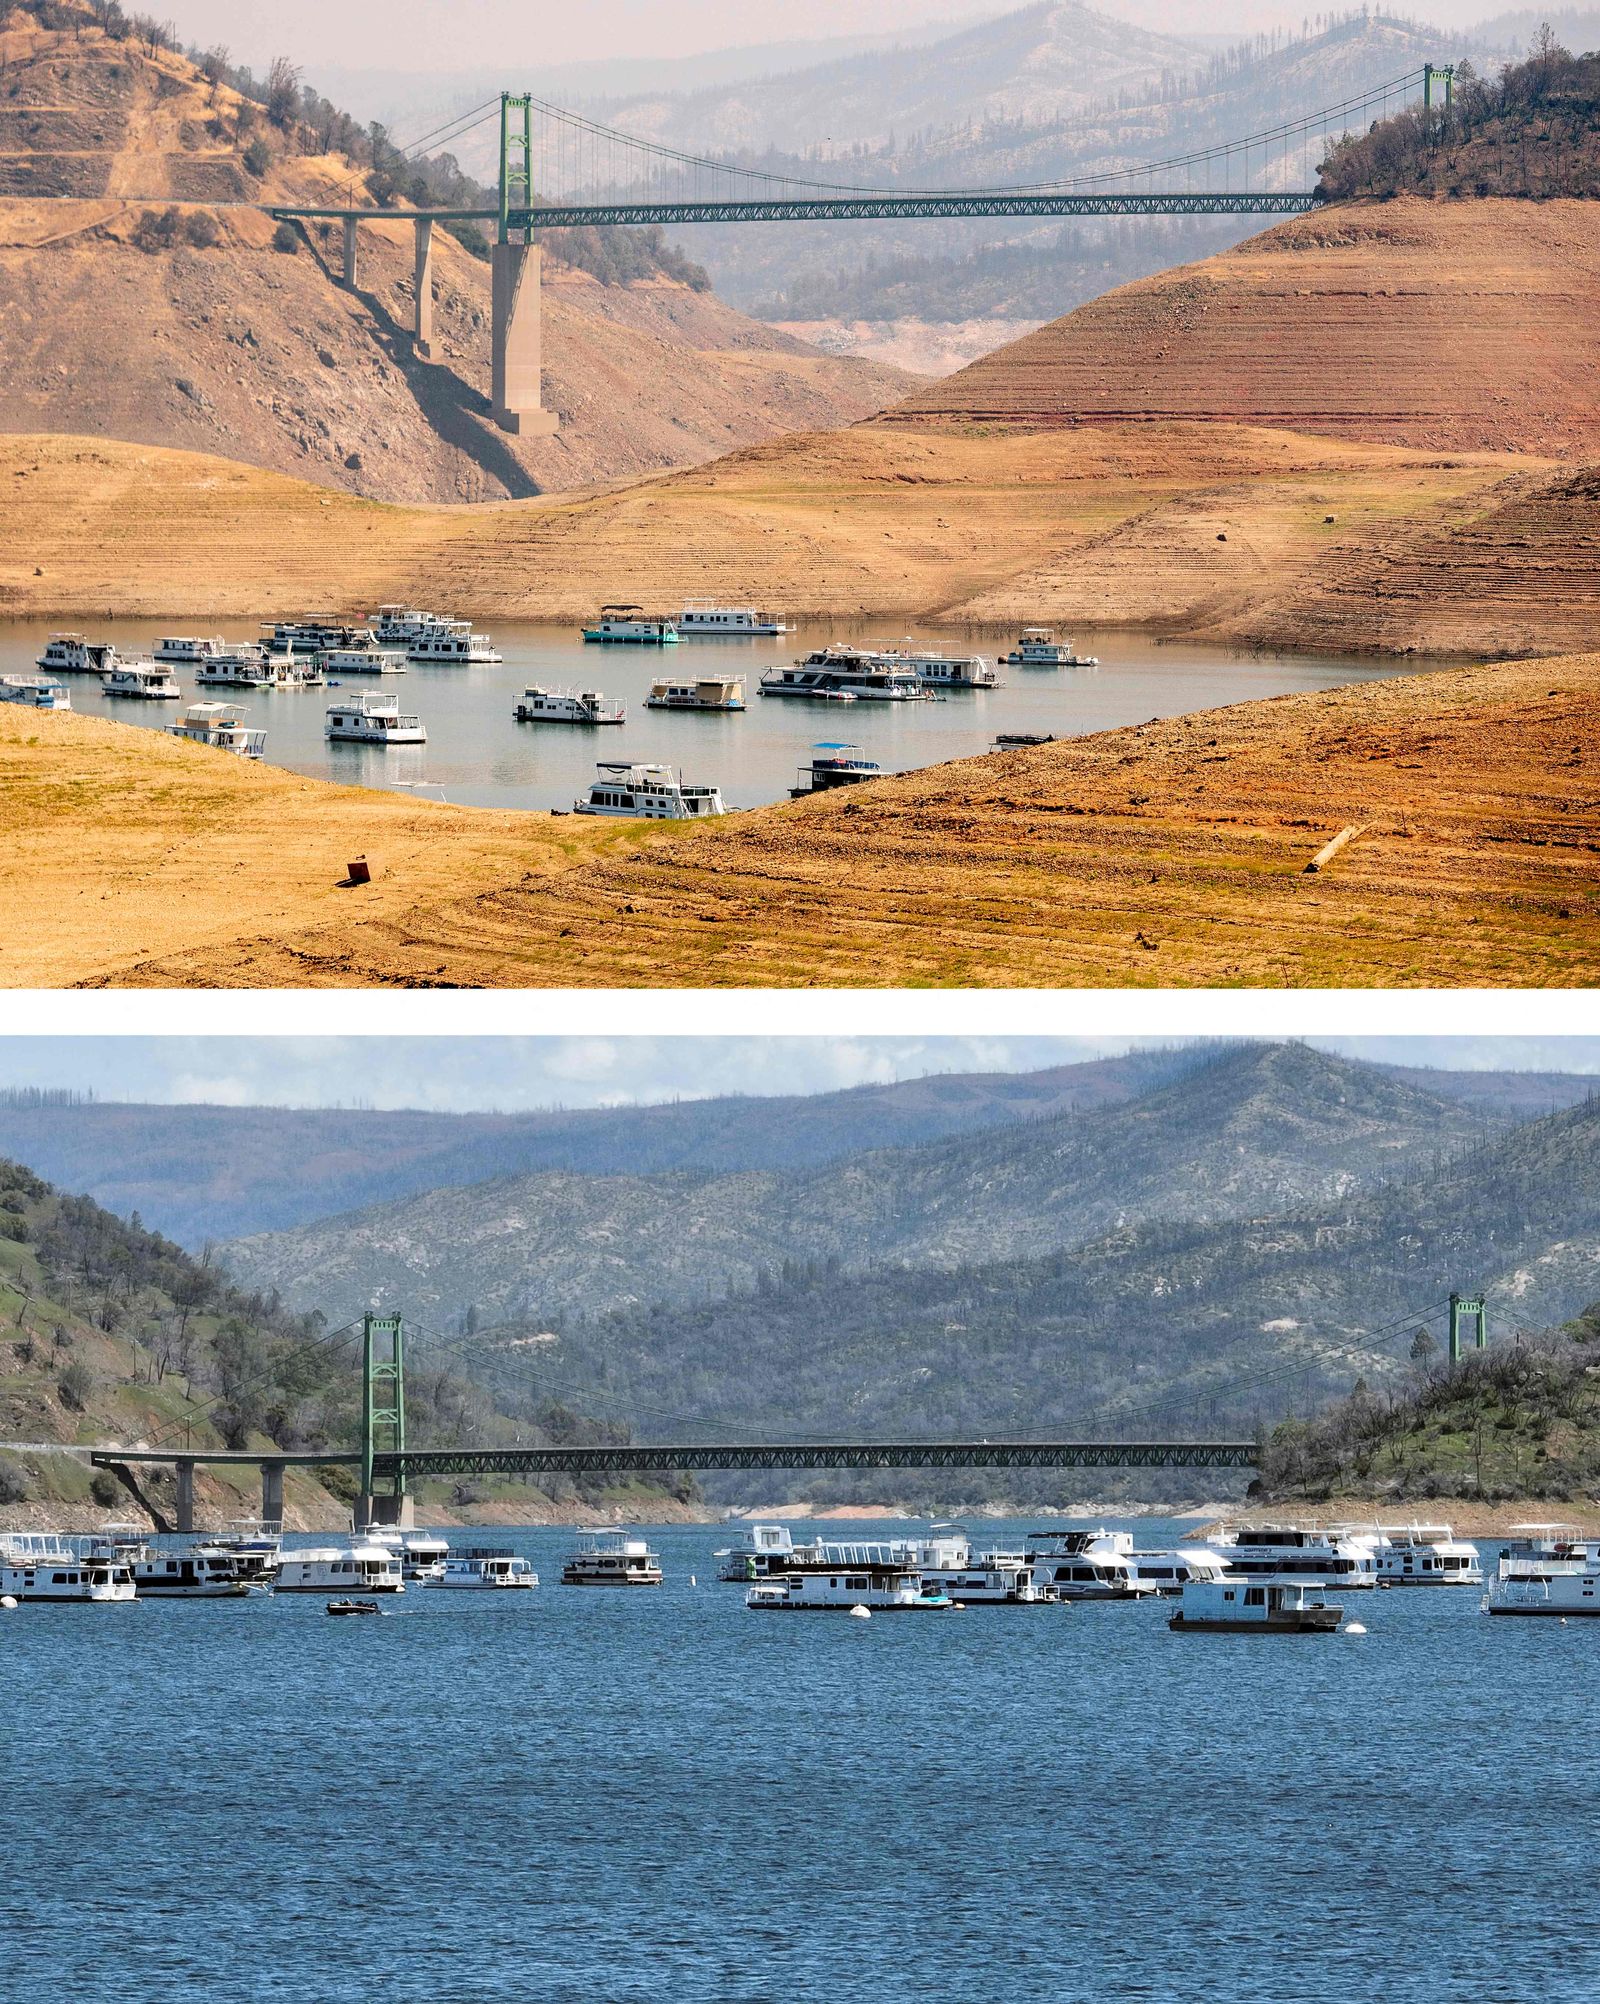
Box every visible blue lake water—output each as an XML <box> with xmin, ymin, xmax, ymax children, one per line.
<box><xmin>0</xmin><ymin>617</ymin><xmax>1433</xmax><ymax>813</ymax></box>
<box><xmin>6</xmin><ymin>1516</ymin><xmax>1597</xmax><ymax>2003</ymax></box>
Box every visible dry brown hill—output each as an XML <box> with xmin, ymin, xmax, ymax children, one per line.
<box><xmin>4</xmin><ymin>646</ymin><xmax>1596</xmax><ymax>991</ymax></box>
<box><xmin>887</xmin><ymin>198</ymin><xmax>1600</xmax><ymax>459</ymax></box>
<box><xmin>0</xmin><ymin>7</ymin><xmax>915</xmax><ymax>500</ymax></box>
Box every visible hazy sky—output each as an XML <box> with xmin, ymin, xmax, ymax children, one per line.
<box><xmin>0</xmin><ymin>1037</ymin><xmax>1595</xmax><ymax>1111</ymax></box>
<box><xmin>156</xmin><ymin>0</ymin><xmax>1508</xmax><ymax>80</ymax></box>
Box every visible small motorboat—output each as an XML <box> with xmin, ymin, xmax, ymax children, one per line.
<box><xmin>325</xmin><ymin>1598</ymin><xmax>383</xmax><ymax>1617</ymax></box>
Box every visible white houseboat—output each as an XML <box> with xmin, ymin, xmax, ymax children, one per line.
<box><xmin>368</xmin><ymin>605</ymin><xmax>433</xmax><ymax>646</ymax></box>
<box><xmin>326</xmin><ymin>694</ymin><xmax>427</xmax><ymax>745</ymax></box>
<box><xmin>0</xmin><ymin>675</ymin><xmax>69</xmax><ymax>710</ymax></box>
<box><xmin>206</xmin><ymin>1520</ymin><xmax>282</xmax><ymax>1586</ymax></box>
<box><xmin>1026</xmin><ymin>1529</ymin><xmax>1158</xmax><ymax>1601</ymax></box>
<box><xmin>153</xmin><ymin>634</ymin><xmax>227</xmax><ymax>664</ymax></box>
<box><xmin>869</xmin><ymin>643</ymin><xmax>999</xmax><ymax>689</ymax></box>
<box><xmin>645</xmin><ymin>672</ymin><xmax>746</xmax><ymax>712</ymax></box>
<box><xmin>1169</xmin><ymin>1578</ymin><xmax>1345</xmax><ymax>1634</ymax></box>
<box><xmin>573</xmin><ymin>761</ymin><xmax>726</xmax><ymax>819</ymax></box>
<box><xmin>716</xmin><ymin>1523</ymin><xmax>823</xmax><ymax>1582</ymax></box>
<box><xmin>319</xmin><ymin>643</ymin><xmax>407</xmax><ymax>677</ymax></box>
<box><xmin>103</xmin><ymin>660</ymin><xmax>181</xmax><ymax>700</ymax></box>
<box><xmin>272</xmin><ymin>1541</ymin><xmax>406</xmax><ymax>1593</ymax></box>
<box><xmin>747</xmin><ymin>1566</ymin><xmax>953</xmax><ymax>1612</ymax></box>
<box><xmin>367</xmin><ymin>1528</ymin><xmax>450</xmax><ymax>1583</ymax></box>
<box><xmin>679</xmin><ymin>602</ymin><xmax>786</xmax><ymax>637</ymax></box>
<box><xmin>406</xmin><ymin>621</ymin><xmax>499</xmax><ymax>665</ymax></box>
<box><xmin>1485</xmin><ymin>1541</ymin><xmax>1600</xmax><ymax>1616</ymax></box>
<box><xmin>1209</xmin><ymin>1524</ymin><xmax>1379</xmax><ymax>1589</ymax></box>
<box><xmin>560</xmin><ymin>1531</ymin><xmax>664</xmax><ymax>1585</ymax></box>
<box><xmin>263</xmin><ymin>618</ymin><xmax>364</xmax><ymax>654</ymax></box>
<box><xmin>1368</xmin><ymin>1524</ymin><xmax>1482</xmax><ymax>1586</ymax></box>
<box><xmin>789</xmin><ymin>742</ymin><xmax>882</xmax><ymax>797</ymax></box>
<box><xmin>196</xmin><ymin>648</ymin><xmax>303</xmax><ymax>691</ymax></box>
<box><xmin>37</xmin><ymin>633</ymin><xmax>117</xmax><ymax>675</ymax></box>
<box><xmin>0</xmin><ymin>1533</ymin><xmax>136</xmax><ymax>1602</ymax></box>
<box><xmin>583</xmin><ymin>605</ymin><xmax>679</xmax><ymax>646</ymax></box>
<box><xmin>760</xmin><ymin>647</ymin><xmax>930</xmax><ymax>703</ymax></box>
<box><xmin>1002</xmin><ymin>627</ymin><xmax>1099</xmax><ymax>667</ymax></box>
<box><xmin>514</xmin><ymin>686</ymin><xmax>625</xmax><ymax>725</ymax></box>
<box><xmin>430</xmin><ymin>1548</ymin><xmax>540</xmax><ymax>1590</ymax></box>
<box><xmin>166</xmin><ymin>702</ymin><xmax>267</xmax><ymax>759</ymax></box>
<box><xmin>1126</xmin><ymin>1546</ymin><xmax>1236</xmax><ymax>1595</ymax></box>
<box><xmin>88</xmin><ymin>1529</ymin><xmax>254</xmax><ymax>1599</ymax></box>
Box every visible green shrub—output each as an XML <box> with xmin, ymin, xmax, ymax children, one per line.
<box><xmin>57</xmin><ymin>1359</ymin><xmax>93</xmax><ymax>1412</ymax></box>
<box><xmin>242</xmin><ymin>136</ymin><xmax>271</xmax><ymax>179</ymax></box>
<box><xmin>0</xmin><ymin>1457</ymin><xmax>29</xmax><ymax>1505</ymax></box>
<box><xmin>184</xmin><ymin>209</ymin><xmax>220</xmax><ymax>249</ymax></box>
<box><xmin>271</xmin><ymin>220</ymin><xmax>300</xmax><ymax>254</ymax></box>
<box><xmin>89</xmin><ymin>1470</ymin><xmax>122</xmax><ymax>1509</ymax></box>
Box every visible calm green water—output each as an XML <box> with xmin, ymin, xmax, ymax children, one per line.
<box><xmin>0</xmin><ymin>618</ymin><xmax>1429</xmax><ymax>812</ymax></box>
<box><xmin>5</xmin><ymin>1517</ymin><xmax>1597</xmax><ymax>2003</ymax></box>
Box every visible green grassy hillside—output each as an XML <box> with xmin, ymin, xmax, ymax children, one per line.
<box><xmin>1260</xmin><ymin>1303</ymin><xmax>1600</xmax><ymax>1502</ymax></box>
<box><xmin>0</xmin><ymin>1157</ymin><xmax>693</xmax><ymax>1530</ymax></box>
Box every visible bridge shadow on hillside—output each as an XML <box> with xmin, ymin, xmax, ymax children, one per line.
<box><xmin>302</xmin><ymin>232</ymin><xmax>543</xmax><ymax>500</ymax></box>
<box><xmin>357</xmin><ymin>284</ymin><xmax>544</xmax><ymax>501</ymax></box>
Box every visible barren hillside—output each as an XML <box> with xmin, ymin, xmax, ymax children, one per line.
<box><xmin>887</xmin><ymin>198</ymin><xmax>1600</xmax><ymax>458</ymax></box>
<box><xmin>0</xmin><ymin>8</ymin><xmax>915</xmax><ymax>500</ymax></box>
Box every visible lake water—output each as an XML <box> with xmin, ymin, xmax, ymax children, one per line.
<box><xmin>0</xmin><ymin>618</ymin><xmax>1430</xmax><ymax>813</ymax></box>
<box><xmin>6</xmin><ymin>1516</ymin><xmax>1597</xmax><ymax>2003</ymax></box>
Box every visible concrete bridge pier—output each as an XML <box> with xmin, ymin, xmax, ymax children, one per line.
<box><xmin>413</xmin><ymin>217</ymin><xmax>434</xmax><ymax>357</ymax></box>
<box><xmin>261</xmin><ymin>1463</ymin><xmax>284</xmax><ymax>1529</ymax></box>
<box><xmin>490</xmin><ymin>241</ymin><xmax>558</xmax><ymax>436</ymax></box>
<box><xmin>175</xmin><ymin>1458</ymin><xmax>195</xmax><ymax>1535</ymax></box>
<box><xmin>343</xmin><ymin>215</ymin><xmax>360</xmax><ymax>290</ymax></box>
<box><xmin>354</xmin><ymin>1491</ymin><xmax>415</xmax><ymax>1534</ymax></box>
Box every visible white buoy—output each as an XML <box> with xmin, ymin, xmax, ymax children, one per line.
<box><xmin>0</xmin><ymin>1595</ymin><xmax>16</xmax><ymax>1610</ymax></box>
<box><xmin>1346</xmin><ymin>1621</ymin><xmax>1368</xmax><ymax>1635</ymax></box>
<box><xmin>849</xmin><ymin>1604</ymin><xmax>872</xmax><ymax>1620</ymax></box>
<box><xmin>689</xmin><ymin>1575</ymin><xmax>696</xmax><ymax>1587</ymax></box>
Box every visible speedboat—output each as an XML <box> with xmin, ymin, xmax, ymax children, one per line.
<box><xmin>560</xmin><ymin>1531</ymin><xmax>663</xmax><ymax>1585</ymax></box>
<box><xmin>327</xmin><ymin>1599</ymin><xmax>382</xmax><ymax>1616</ymax></box>
<box><xmin>514</xmin><ymin>686</ymin><xmax>625</xmax><ymax>725</ymax></box>
<box><xmin>573</xmin><ymin>761</ymin><xmax>725</xmax><ymax>819</ymax></box>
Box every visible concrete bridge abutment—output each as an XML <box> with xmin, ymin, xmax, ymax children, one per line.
<box><xmin>175</xmin><ymin>1459</ymin><xmax>195</xmax><ymax>1535</ymax></box>
<box><xmin>343</xmin><ymin>215</ymin><xmax>360</xmax><ymax>290</ymax></box>
<box><xmin>261</xmin><ymin>1462</ymin><xmax>284</xmax><ymax>1529</ymax></box>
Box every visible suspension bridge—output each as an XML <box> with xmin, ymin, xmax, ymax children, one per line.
<box><xmin>81</xmin><ymin>1294</ymin><xmax>1488</xmax><ymax>1532</ymax></box>
<box><xmin>265</xmin><ymin>64</ymin><xmax>1455</xmax><ymax>435</ymax></box>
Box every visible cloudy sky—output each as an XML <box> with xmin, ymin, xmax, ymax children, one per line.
<box><xmin>0</xmin><ymin>1037</ymin><xmax>1595</xmax><ymax>1112</ymax></box>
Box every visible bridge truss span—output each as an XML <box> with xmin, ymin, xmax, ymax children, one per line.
<box><xmin>371</xmin><ymin>1439</ymin><xmax>1259</xmax><ymax>1478</ymax></box>
<box><xmin>513</xmin><ymin>192</ymin><xmax>1319</xmax><ymax>229</ymax></box>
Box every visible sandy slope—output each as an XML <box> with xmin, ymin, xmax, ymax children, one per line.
<box><xmin>888</xmin><ymin>199</ymin><xmax>1600</xmax><ymax>460</ymax></box>
<box><xmin>6</xmin><ymin>653</ymin><xmax>1594</xmax><ymax>990</ymax></box>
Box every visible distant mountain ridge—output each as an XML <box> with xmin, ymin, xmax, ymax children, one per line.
<box><xmin>489</xmin><ymin>1093</ymin><xmax>1600</xmax><ymax>1452</ymax></box>
<box><xmin>218</xmin><ymin>1045</ymin><xmax>1524</xmax><ymax>1329</ymax></box>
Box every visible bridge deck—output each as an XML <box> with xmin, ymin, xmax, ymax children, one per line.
<box><xmin>270</xmin><ymin>193</ymin><xmax>1317</xmax><ymax>228</ymax></box>
<box><xmin>89</xmin><ymin>1440</ymin><xmax>1257</xmax><ymax>1474</ymax></box>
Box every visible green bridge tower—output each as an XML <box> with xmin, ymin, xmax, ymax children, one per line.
<box><xmin>358</xmin><ymin>1312</ymin><xmax>411</xmax><ymax>1530</ymax></box>
<box><xmin>1447</xmin><ymin>1292</ymin><xmax>1487</xmax><ymax>1365</ymax></box>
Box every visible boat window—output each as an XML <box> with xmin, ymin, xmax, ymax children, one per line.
<box><xmin>1245</xmin><ymin>1588</ymin><xmax>1266</xmax><ymax>1606</ymax></box>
